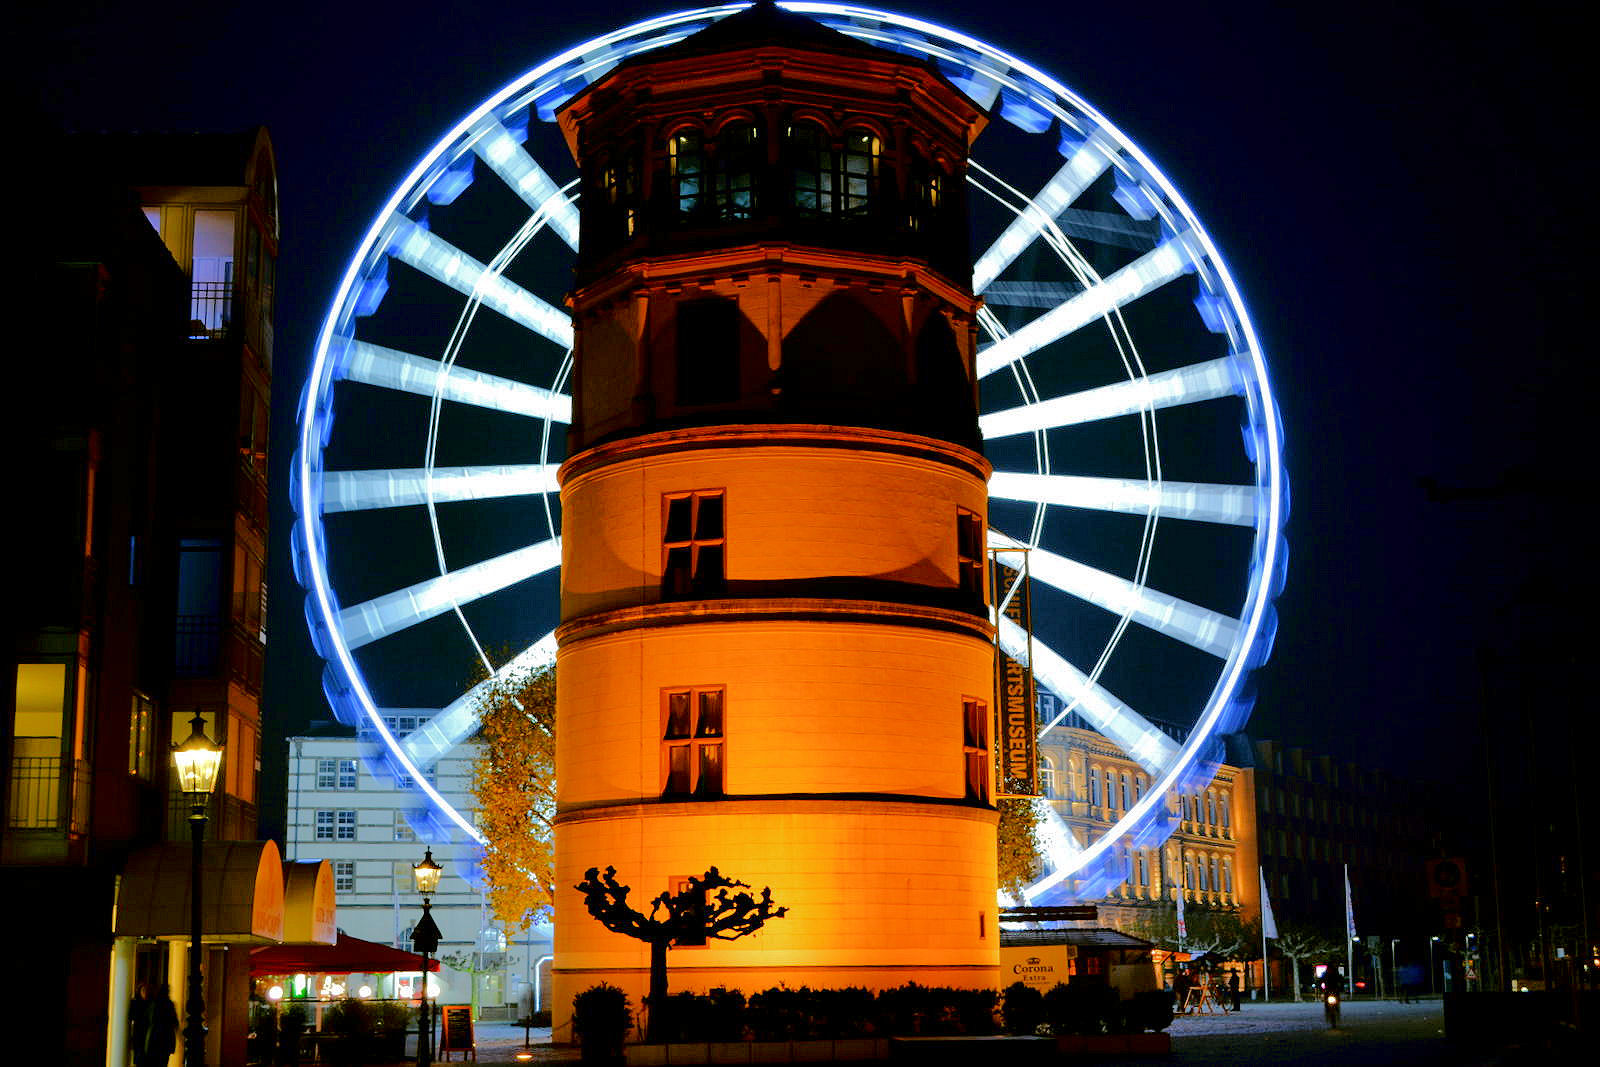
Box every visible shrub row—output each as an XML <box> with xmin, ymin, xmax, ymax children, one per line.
<box><xmin>1000</xmin><ymin>982</ymin><xmax>1173</xmax><ymax>1035</ymax></box>
<box><xmin>578</xmin><ymin>980</ymin><xmax>1176</xmax><ymax>1045</ymax></box>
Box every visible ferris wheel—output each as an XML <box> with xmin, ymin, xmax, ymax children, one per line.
<box><xmin>292</xmin><ymin>2</ymin><xmax>1287</xmax><ymax>902</ymax></box>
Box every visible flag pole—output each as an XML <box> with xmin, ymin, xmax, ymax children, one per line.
<box><xmin>1345</xmin><ymin>863</ymin><xmax>1356</xmax><ymax>995</ymax></box>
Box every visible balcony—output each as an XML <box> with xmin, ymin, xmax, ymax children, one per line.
<box><xmin>189</xmin><ymin>281</ymin><xmax>233</xmax><ymax>340</ymax></box>
<box><xmin>5</xmin><ymin>756</ymin><xmax>91</xmax><ymax>833</ymax></box>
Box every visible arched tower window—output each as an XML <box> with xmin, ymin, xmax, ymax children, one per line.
<box><xmin>788</xmin><ymin>121</ymin><xmax>832</xmax><ymax>215</ymax></box>
<box><xmin>669</xmin><ymin>129</ymin><xmax>706</xmax><ymax>218</ymax></box>
<box><xmin>713</xmin><ymin>123</ymin><xmax>760</xmax><ymax>220</ymax></box>
<box><xmin>787</xmin><ymin>122</ymin><xmax>880</xmax><ymax>217</ymax></box>
<box><xmin>602</xmin><ymin>148</ymin><xmax>640</xmax><ymax>239</ymax></box>
<box><xmin>1039</xmin><ymin>756</ymin><xmax>1056</xmax><ymax>797</ymax></box>
<box><xmin>1089</xmin><ymin>766</ymin><xmax>1101</xmax><ymax>808</ymax></box>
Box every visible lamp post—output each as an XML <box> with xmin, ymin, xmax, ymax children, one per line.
<box><xmin>172</xmin><ymin>712</ymin><xmax>223</xmax><ymax>1067</ymax></box>
<box><xmin>1390</xmin><ymin>938</ymin><xmax>1400</xmax><ymax>1001</ymax></box>
<box><xmin>411</xmin><ymin>848</ymin><xmax>444</xmax><ymax>1067</ymax></box>
<box><xmin>1430</xmin><ymin>936</ymin><xmax>1440</xmax><ymax>996</ymax></box>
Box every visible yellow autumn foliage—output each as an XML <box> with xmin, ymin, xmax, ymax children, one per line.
<box><xmin>471</xmin><ymin>661</ymin><xmax>556</xmax><ymax>934</ymax></box>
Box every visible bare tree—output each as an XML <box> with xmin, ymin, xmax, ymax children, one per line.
<box><xmin>1272</xmin><ymin>922</ymin><xmax>1340</xmax><ymax>1001</ymax></box>
<box><xmin>575</xmin><ymin>865</ymin><xmax>789</xmax><ymax>1042</ymax></box>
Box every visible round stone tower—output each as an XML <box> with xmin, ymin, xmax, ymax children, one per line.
<box><xmin>551</xmin><ymin>2</ymin><xmax>997</xmax><ymax>1028</ymax></box>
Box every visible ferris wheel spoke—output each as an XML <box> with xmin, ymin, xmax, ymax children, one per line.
<box><xmin>976</xmin><ymin>229</ymin><xmax>1207</xmax><ymax>379</ymax></box>
<box><xmin>472</xmin><ymin>121</ymin><xmax>581</xmax><ymax>251</ymax></box>
<box><xmin>988</xmin><ymin>470</ymin><xmax>1257</xmax><ymax>528</ymax></box>
<box><xmin>387</xmin><ymin>216</ymin><xmax>575</xmax><ymax>349</ymax></box>
<box><xmin>338</xmin><ymin>537</ymin><xmax>562</xmax><ymax>650</ymax></box>
<box><xmin>998</xmin><ymin>615</ymin><xmax>1178</xmax><ymax>775</ymax></box>
<box><xmin>322</xmin><ymin>464</ymin><xmax>560</xmax><ymax>513</ymax></box>
<box><xmin>401</xmin><ymin>632</ymin><xmax>559</xmax><ymax>769</ymax></box>
<box><xmin>338</xmin><ymin>339</ymin><xmax>572</xmax><ymax>421</ymax></box>
<box><xmin>971</xmin><ymin>131</ymin><xmax>1114</xmax><ymax>293</ymax></box>
<box><xmin>979</xmin><ymin>354</ymin><xmax>1248</xmax><ymax>439</ymax></box>
<box><xmin>994</xmin><ymin>533</ymin><xmax>1240</xmax><ymax>659</ymax></box>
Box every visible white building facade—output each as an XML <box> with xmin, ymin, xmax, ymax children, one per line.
<box><xmin>285</xmin><ymin>716</ymin><xmax>554</xmax><ymax>1018</ymax></box>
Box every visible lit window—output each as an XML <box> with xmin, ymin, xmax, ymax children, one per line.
<box><xmin>662</xmin><ymin>492</ymin><xmax>726</xmax><ymax>600</ymax></box>
<box><xmin>669</xmin><ymin>130</ymin><xmax>706</xmax><ymax>217</ymax></box>
<box><xmin>393</xmin><ymin>811</ymin><xmax>416</xmax><ymax>842</ymax></box>
<box><xmin>962</xmin><ymin>697</ymin><xmax>988</xmax><ymax>802</ymax></box>
<box><xmin>601</xmin><ymin>148</ymin><xmax>640</xmax><ymax>238</ymax></box>
<box><xmin>1220</xmin><ymin>792</ymin><xmax>1230</xmax><ymax>828</ymax></box>
<box><xmin>334</xmin><ymin>860</ymin><xmax>355</xmax><ymax>894</ymax></box>
<box><xmin>957</xmin><ymin>509</ymin><xmax>985</xmax><ymax>602</ymax></box>
<box><xmin>662</xmin><ymin>688</ymin><xmax>725</xmax><ymax>799</ymax></box>
<box><xmin>128</xmin><ymin>692</ymin><xmax>155</xmax><ymax>779</ymax></box>
<box><xmin>840</xmin><ymin>129</ymin><xmax>879</xmax><ymax>216</ymax></box>
<box><xmin>1039</xmin><ymin>756</ymin><xmax>1056</xmax><ymax>797</ymax></box>
<box><xmin>788</xmin><ymin>122</ymin><xmax>832</xmax><ymax>215</ymax></box>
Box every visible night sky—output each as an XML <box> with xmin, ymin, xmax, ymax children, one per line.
<box><xmin>19</xmin><ymin>1</ymin><xmax>1579</xmax><ymax>844</ymax></box>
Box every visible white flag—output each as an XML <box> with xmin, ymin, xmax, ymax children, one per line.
<box><xmin>1260</xmin><ymin>866</ymin><xmax>1278</xmax><ymax>939</ymax></box>
<box><xmin>1344</xmin><ymin>866</ymin><xmax>1358</xmax><ymax>942</ymax></box>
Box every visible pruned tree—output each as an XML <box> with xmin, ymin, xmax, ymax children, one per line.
<box><xmin>471</xmin><ymin>660</ymin><xmax>556</xmax><ymax>935</ymax></box>
<box><xmin>1273</xmin><ymin>921</ymin><xmax>1340</xmax><ymax>1001</ymax></box>
<box><xmin>996</xmin><ymin>796</ymin><xmax>1046</xmax><ymax>899</ymax></box>
<box><xmin>576</xmin><ymin>865</ymin><xmax>789</xmax><ymax>1042</ymax></box>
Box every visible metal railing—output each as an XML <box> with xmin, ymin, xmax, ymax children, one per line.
<box><xmin>6</xmin><ymin>756</ymin><xmax>91</xmax><ymax>832</ymax></box>
<box><xmin>189</xmin><ymin>281</ymin><xmax>233</xmax><ymax>340</ymax></box>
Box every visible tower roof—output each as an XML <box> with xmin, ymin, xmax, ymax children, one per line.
<box><xmin>600</xmin><ymin>0</ymin><xmax>931</xmax><ymax>84</ymax></box>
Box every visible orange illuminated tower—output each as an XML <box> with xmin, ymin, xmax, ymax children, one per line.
<box><xmin>551</xmin><ymin>3</ymin><xmax>996</xmax><ymax>1023</ymax></box>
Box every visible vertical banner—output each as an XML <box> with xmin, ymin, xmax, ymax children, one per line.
<box><xmin>991</xmin><ymin>548</ymin><xmax>1038</xmax><ymax>798</ymax></box>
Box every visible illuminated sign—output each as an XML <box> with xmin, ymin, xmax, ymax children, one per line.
<box><xmin>992</xmin><ymin>549</ymin><xmax>1038</xmax><ymax>797</ymax></box>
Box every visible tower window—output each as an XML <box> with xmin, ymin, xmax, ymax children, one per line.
<box><xmin>956</xmin><ymin>508</ymin><xmax>985</xmax><ymax>600</ymax></box>
<box><xmin>663</xmin><ymin>687</ymin><xmax>725</xmax><ymax>799</ymax></box>
<box><xmin>669</xmin><ymin>130</ymin><xmax>706</xmax><ymax>217</ymax></box>
<box><xmin>962</xmin><ymin>697</ymin><xmax>988</xmax><ymax>802</ymax></box>
<box><xmin>713</xmin><ymin>123</ymin><xmax>760</xmax><ymax>220</ymax></box>
<box><xmin>788</xmin><ymin>123</ymin><xmax>880</xmax><ymax>217</ymax></box>
<box><xmin>662</xmin><ymin>491</ymin><xmax>726</xmax><ymax>599</ymax></box>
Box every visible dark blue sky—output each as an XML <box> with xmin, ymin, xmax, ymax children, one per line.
<box><xmin>18</xmin><ymin>1</ymin><xmax>1578</xmax><ymax>840</ymax></box>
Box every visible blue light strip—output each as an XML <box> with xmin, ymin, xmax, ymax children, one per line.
<box><xmin>338</xmin><ymin>339</ymin><xmax>572</xmax><ymax>422</ymax></box>
<box><xmin>387</xmin><ymin>217</ymin><xmax>575</xmax><ymax>350</ymax></box>
<box><xmin>971</xmin><ymin>130</ymin><xmax>1114</xmax><ymax>293</ymax></box>
<box><xmin>472</xmin><ymin>121</ymin><xmax>581</xmax><ymax>251</ymax></box>
<box><xmin>400</xmin><ymin>634</ymin><xmax>559</xmax><ymax>769</ymax></box>
<box><xmin>988</xmin><ymin>471</ymin><xmax>1258</xmax><ymax>528</ymax></box>
<box><xmin>979</xmin><ymin>355</ymin><xmax>1248</xmax><ymax>439</ymax></box>
<box><xmin>337</xmin><ymin>538</ymin><xmax>561</xmax><ymax>650</ymax></box>
<box><xmin>322</xmin><ymin>464</ymin><xmax>561</xmax><ymax>513</ymax></box>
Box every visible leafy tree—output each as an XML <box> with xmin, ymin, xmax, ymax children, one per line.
<box><xmin>1128</xmin><ymin>904</ymin><xmax>1261</xmax><ymax>963</ymax></box>
<box><xmin>441</xmin><ymin>950</ymin><xmax>501</xmax><ymax>1020</ymax></box>
<box><xmin>1272</xmin><ymin>921</ymin><xmax>1340</xmax><ymax>1001</ymax></box>
<box><xmin>997</xmin><ymin>796</ymin><xmax>1045</xmax><ymax>899</ymax></box>
<box><xmin>575</xmin><ymin>865</ymin><xmax>789</xmax><ymax>1042</ymax></box>
<box><xmin>471</xmin><ymin>660</ymin><xmax>557</xmax><ymax>934</ymax></box>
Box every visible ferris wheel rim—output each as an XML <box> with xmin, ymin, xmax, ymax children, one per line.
<box><xmin>292</xmin><ymin>1</ymin><xmax>1287</xmax><ymax>886</ymax></box>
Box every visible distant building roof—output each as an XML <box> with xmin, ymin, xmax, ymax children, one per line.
<box><xmin>1000</xmin><ymin>926</ymin><xmax>1154</xmax><ymax>950</ymax></box>
<box><xmin>59</xmin><ymin>128</ymin><xmax>263</xmax><ymax>187</ymax></box>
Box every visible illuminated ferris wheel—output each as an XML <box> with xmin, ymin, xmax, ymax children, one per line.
<box><xmin>292</xmin><ymin>2</ymin><xmax>1287</xmax><ymax>902</ymax></box>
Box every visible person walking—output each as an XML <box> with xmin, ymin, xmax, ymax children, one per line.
<box><xmin>130</xmin><ymin>982</ymin><xmax>153</xmax><ymax>1066</ymax></box>
<box><xmin>1228</xmin><ymin>970</ymin><xmax>1242</xmax><ymax>1012</ymax></box>
<box><xmin>141</xmin><ymin>983</ymin><xmax>180</xmax><ymax>1067</ymax></box>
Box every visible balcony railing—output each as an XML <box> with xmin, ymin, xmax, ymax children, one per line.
<box><xmin>190</xmin><ymin>281</ymin><xmax>233</xmax><ymax>340</ymax></box>
<box><xmin>175</xmin><ymin>614</ymin><xmax>223</xmax><ymax>676</ymax></box>
<box><xmin>6</xmin><ymin>756</ymin><xmax>91</xmax><ymax>832</ymax></box>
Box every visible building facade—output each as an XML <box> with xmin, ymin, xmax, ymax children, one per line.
<box><xmin>1035</xmin><ymin>696</ymin><xmax>1260</xmax><ymax>941</ymax></box>
<box><xmin>285</xmin><ymin>720</ymin><xmax>554</xmax><ymax>1017</ymax></box>
<box><xmin>550</xmin><ymin>3</ymin><xmax>999</xmax><ymax>1031</ymax></box>
<box><xmin>6</xmin><ymin>128</ymin><xmax>285</xmax><ymax>1065</ymax></box>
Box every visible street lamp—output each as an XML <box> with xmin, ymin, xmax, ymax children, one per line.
<box><xmin>1430</xmin><ymin>936</ymin><xmax>1441</xmax><ymax>996</ymax></box>
<box><xmin>172</xmin><ymin>712</ymin><xmax>223</xmax><ymax>1067</ymax></box>
<box><xmin>411</xmin><ymin>848</ymin><xmax>444</xmax><ymax>1067</ymax></box>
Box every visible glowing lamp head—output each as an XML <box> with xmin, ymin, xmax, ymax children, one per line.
<box><xmin>172</xmin><ymin>712</ymin><xmax>223</xmax><ymax>799</ymax></box>
<box><xmin>413</xmin><ymin>848</ymin><xmax>444</xmax><ymax>898</ymax></box>
<box><xmin>267</xmin><ymin>985</ymin><xmax>283</xmax><ymax>1003</ymax></box>
<box><xmin>357</xmin><ymin>985</ymin><xmax>373</xmax><ymax>999</ymax></box>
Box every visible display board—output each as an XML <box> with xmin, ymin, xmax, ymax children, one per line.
<box><xmin>439</xmin><ymin>1004</ymin><xmax>475</xmax><ymax>1061</ymax></box>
